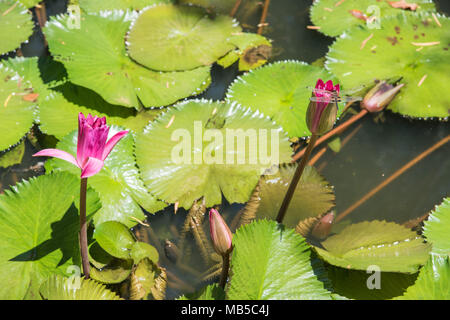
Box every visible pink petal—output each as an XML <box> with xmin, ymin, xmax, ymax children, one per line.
<box><xmin>325</xmin><ymin>80</ymin><xmax>334</xmax><ymax>91</ymax></box>
<box><xmin>33</xmin><ymin>149</ymin><xmax>80</xmax><ymax>168</ymax></box>
<box><xmin>334</xmin><ymin>84</ymin><xmax>340</xmax><ymax>94</ymax></box>
<box><xmin>101</xmin><ymin>130</ymin><xmax>129</xmax><ymax>161</ymax></box>
<box><xmin>80</xmin><ymin>157</ymin><xmax>104</xmax><ymax>178</ymax></box>
<box><xmin>315</xmin><ymin>79</ymin><xmax>325</xmax><ymax>90</ymax></box>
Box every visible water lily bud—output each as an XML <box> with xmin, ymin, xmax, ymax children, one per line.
<box><xmin>209</xmin><ymin>209</ymin><xmax>233</xmax><ymax>256</ymax></box>
<box><xmin>306</xmin><ymin>79</ymin><xmax>340</xmax><ymax>135</ymax></box>
<box><xmin>311</xmin><ymin>211</ymin><xmax>335</xmax><ymax>240</ymax></box>
<box><xmin>362</xmin><ymin>81</ymin><xmax>405</xmax><ymax>113</ymax></box>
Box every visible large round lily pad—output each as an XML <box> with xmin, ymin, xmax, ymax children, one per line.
<box><xmin>240</xmin><ymin>165</ymin><xmax>335</xmax><ymax>229</ymax></box>
<box><xmin>326</xmin><ymin>12</ymin><xmax>450</xmax><ymax>118</ymax></box>
<box><xmin>0</xmin><ymin>0</ymin><xmax>33</xmax><ymax>54</ymax></box>
<box><xmin>226</xmin><ymin>61</ymin><xmax>337</xmax><ymax>138</ymax></box>
<box><xmin>44</xmin><ymin>10</ymin><xmax>211</xmax><ymax>108</ymax></box>
<box><xmin>314</xmin><ymin>220</ymin><xmax>431</xmax><ymax>273</ymax></box>
<box><xmin>126</xmin><ymin>4</ymin><xmax>241</xmax><ymax>71</ymax></box>
<box><xmin>135</xmin><ymin>99</ymin><xmax>292</xmax><ymax>209</ymax></box>
<box><xmin>310</xmin><ymin>0</ymin><xmax>435</xmax><ymax>37</ymax></box>
<box><xmin>0</xmin><ymin>63</ymin><xmax>36</xmax><ymax>152</ymax></box>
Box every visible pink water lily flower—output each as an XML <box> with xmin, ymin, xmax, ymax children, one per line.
<box><xmin>33</xmin><ymin>113</ymin><xmax>128</xmax><ymax>178</ymax></box>
<box><xmin>209</xmin><ymin>208</ymin><xmax>233</xmax><ymax>256</ymax></box>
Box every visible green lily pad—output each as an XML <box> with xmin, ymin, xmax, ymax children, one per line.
<box><xmin>394</xmin><ymin>254</ymin><xmax>450</xmax><ymax>300</ymax></box>
<box><xmin>135</xmin><ymin>99</ymin><xmax>292</xmax><ymax>209</ymax></box>
<box><xmin>79</xmin><ymin>0</ymin><xmax>171</xmax><ymax>12</ymax></box>
<box><xmin>45</xmin><ymin>126</ymin><xmax>167</xmax><ymax>228</ymax></box>
<box><xmin>126</xmin><ymin>4</ymin><xmax>241</xmax><ymax>71</ymax></box>
<box><xmin>226</xmin><ymin>61</ymin><xmax>338</xmax><ymax>138</ymax></box>
<box><xmin>40</xmin><ymin>275</ymin><xmax>122</xmax><ymax>300</ymax></box>
<box><xmin>128</xmin><ymin>257</ymin><xmax>161</xmax><ymax>299</ymax></box>
<box><xmin>217</xmin><ymin>32</ymin><xmax>272</xmax><ymax>71</ymax></box>
<box><xmin>0</xmin><ymin>172</ymin><xmax>98</xmax><ymax>299</ymax></box>
<box><xmin>130</xmin><ymin>242</ymin><xmax>159</xmax><ymax>264</ymax></box>
<box><xmin>94</xmin><ymin>221</ymin><xmax>136</xmax><ymax>259</ymax></box>
<box><xmin>0</xmin><ymin>62</ymin><xmax>37</xmax><ymax>152</ymax></box>
<box><xmin>88</xmin><ymin>241</ymin><xmax>114</xmax><ymax>269</ymax></box>
<box><xmin>310</xmin><ymin>0</ymin><xmax>436</xmax><ymax>37</ymax></box>
<box><xmin>315</xmin><ymin>220</ymin><xmax>431</xmax><ymax>273</ymax></box>
<box><xmin>326</xmin><ymin>12</ymin><xmax>450</xmax><ymax>118</ymax></box>
<box><xmin>423</xmin><ymin>197</ymin><xmax>450</xmax><ymax>256</ymax></box>
<box><xmin>0</xmin><ymin>0</ymin><xmax>33</xmax><ymax>54</ymax></box>
<box><xmin>240</xmin><ymin>165</ymin><xmax>335</xmax><ymax>229</ymax></box>
<box><xmin>0</xmin><ymin>140</ymin><xmax>25</xmax><ymax>168</ymax></box>
<box><xmin>227</xmin><ymin>219</ymin><xmax>332</xmax><ymax>299</ymax></box>
<box><xmin>178</xmin><ymin>283</ymin><xmax>225</xmax><ymax>300</ymax></box>
<box><xmin>89</xmin><ymin>258</ymin><xmax>134</xmax><ymax>284</ymax></box>
<box><xmin>44</xmin><ymin>10</ymin><xmax>211</xmax><ymax>108</ymax></box>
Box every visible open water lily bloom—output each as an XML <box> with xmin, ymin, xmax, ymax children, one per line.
<box><xmin>33</xmin><ymin>113</ymin><xmax>128</xmax><ymax>178</ymax></box>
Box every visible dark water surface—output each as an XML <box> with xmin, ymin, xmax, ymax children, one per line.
<box><xmin>0</xmin><ymin>0</ymin><xmax>448</xmax><ymax>299</ymax></box>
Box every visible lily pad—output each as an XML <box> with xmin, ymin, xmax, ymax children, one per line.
<box><xmin>79</xmin><ymin>0</ymin><xmax>171</xmax><ymax>12</ymax></box>
<box><xmin>0</xmin><ymin>63</ymin><xmax>37</xmax><ymax>152</ymax></box>
<box><xmin>227</xmin><ymin>219</ymin><xmax>331</xmax><ymax>299</ymax></box>
<box><xmin>130</xmin><ymin>241</ymin><xmax>159</xmax><ymax>264</ymax></box>
<box><xmin>310</xmin><ymin>0</ymin><xmax>436</xmax><ymax>37</ymax></box>
<box><xmin>0</xmin><ymin>140</ymin><xmax>25</xmax><ymax>168</ymax></box>
<box><xmin>0</xmin><ymin>172</ymin><xmax>98</xmax><ymax>299</ymax></box>
<box><xmin>94</xmin><ymin>221</ymin><xmax>136</xmax><ymax>259</ymax></box>
<box><xmin>326</xmin><ymin>12</ymin><xmax>450</xmax><ymax>118</ymax></box>
<box><xmin>423</xmin><ymin>197</ymin><xmax>450</xmax><ymax>256</ymax></box>
<box><xmin>314</xmin><ymin>220</ymin><xmax>431</xmax><ymax>273</ymax></box>
<box><xmin>135</xmin><ymin>99</ymin><xmax>292</xmax><ymax>209</ymax></box>
<box><xmin>126</xmin><ymin>4</ymin><xmax>241</xmax><ymax>71</ymax></box>
<box><xmin>395</xmin><ymin>254</ymin><xmax>450</xmax><ymax>300</ymax></box>
<box><xmin>45</xmin><ymin>126</ymin><xmax>167</xmax><ymax>228</ymax></box>
<box><xmin>44</xmin><ymin>10</ymin><xmax>211</xmax><ymax>108</ymax></box>
<box><xmin>40</xmin><ymin>275</ymin><xmax>122</xmax><ymax>300</ymax></box>
<box><xmin>89</xmin><ymin>258</ymin><xmax>134</xmax><ymax>284</ymax></box>
<box><xmin>217</xmin><ymin>32</ymin><xmax>272</xmax><ymax>71</ymax></box>
<box><xmin>0</xmin><ymin>0</ymin><xmax>33</xmax><ymax>54</ymax></box>
<box><xmin>240</xmin><ymin>165</ymin><xmax>335</xmax><ymax>229</ymax></box>
<box><xmin>226</xmin><ymin>61</ymin><xmax>337</xmax><ymax>138</ymax></box>
<box><xmin>177</xmin><ymin>283</ymin><xmax>225</xmax><ymax>300</ymax></box>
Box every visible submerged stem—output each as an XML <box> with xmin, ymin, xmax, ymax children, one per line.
<box><xmin>219</xmin><ymin>252</ymin><xmax>230</xmax><ymax>289</ymax></box>
<box><xmin>276</xmin><ymin>134</ymin><xmax>319</xmax><ymax>224</ymax></box>
<box><xmin>79</xmin><ymin>177</ymin><xmax>90</xmax><ymax>279</ymax></box>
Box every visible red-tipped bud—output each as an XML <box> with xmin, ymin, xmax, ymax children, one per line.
<box><xmin>209</xmin><ymin>209</ymin><xmax>233</xmax><ymax>256</ymax></box>
<box><xmin>362</xmin><ymin>81</ymin><xmax>404</xmax><ymax>113</ymax></box>
<box><xmin>311</xmin><ymin>211</ymin><xmax>335</xmax><ymax>240</ymax></box>
<box><xmin>306</xmin><ymin>79</ymin><xmax>340</xmax><ymax>135</ymax></box>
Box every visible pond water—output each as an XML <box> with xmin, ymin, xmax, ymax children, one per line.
<box><xmin>0</xmin><ymin>0</ymin><xmax>448</xmax><ymax>299</ymax></box>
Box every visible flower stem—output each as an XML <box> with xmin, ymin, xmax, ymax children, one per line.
<box><xmin>219</xmin><ymin>252</ymin><xmax>230</xmax><ymax>289</ymax></box>
<box><xmin>276</xmin><ymin>134</ymin><xmax>319</xmax><ymax>224</ymax></box>
<box><xmin>79</xmin><ymin>177</ymin><xmax>90</xmax><ymax>279</ymax></box>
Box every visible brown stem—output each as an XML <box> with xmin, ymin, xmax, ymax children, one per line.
<box><xmin>230</xmin><ymin>0</ymin><xmax>242</xmax><ymax>17</ymax></box>
<box><xmin>257</xmin><ymin>0</ymin><xmax>271</xmax><ymax>34</ymax></box>
<box><xmin>35</xmin><ymin>2</ymin><xmax>48</xmax><ymax>47</ymax></box>
<box><xmin>336</xmin><ymin>134</ymin><xmax>450</xmax><ymax>223</ymax></box>
<box><xmin>276</xmin><ymin>134</ymin><xmax>319</xmax><ymax>224</ymax></box>
<box><xmin>292</xmin><ymin>109</ymin><xmax>368</xmax><ymax>163</ymax></box>
<box><xmin>79</xmin><ymin>178</ymin><xmax>90</xmax><ymax>279</ymax></box>
<box><xmin>219</xmin><ymin>252</ymin><xmax>230</xmax><ymax>289</ymax></box>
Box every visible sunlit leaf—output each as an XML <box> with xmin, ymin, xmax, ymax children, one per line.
<box><xmin>227</xmin><ymin>219</ymin><xmax>332</xmax><ymax>299</ymax></box>
<box><xmin>135</xmin><ymin>99</ymin><xmax>292</xmax><ymax>209</ymax></box>
<box><xmin>326</xmin><ymin>12</ymin><xmax>450</xmax><ymax>118</ymax></box>
<box><xmin>79</xmin><ymin>0</ymin><xmax>171</xmax><ymax>13</ymax></box>
<box><xmin>44</xmin><ymin>10</ymin><xmax>211</xmax><ymax>108</ymax></box>
<box><xmin>0</xmin><ymin>0</ymin><xmax>33</xmax><ymax>54</ymax></box>
<box><xmin>315</xmin><ymin>220</ymin><xmax>431</xmax><ymax>273</ymax></box>
<box><xmin>126</xmin><ymin>4</ymin><xmax>241</xmax><ymax>71</ymax></box>
<box><xmin>40</xmin><ymin>275</ymin><xmax>122</xmax><ymax>300</ymax></box>
<box><xmin>423</xmin><ymin>197</ymin><xmax>450</xmax><ymax>256</ymax></box>
<box><xmin>310</xmin><ymin>0</ymin><xmax>435</xmax><ymax>37</ymax></box>
<box><xmin>94</xmin><ymin>221</ymin><xmax>135</xmax><ymax>259</ymax></box>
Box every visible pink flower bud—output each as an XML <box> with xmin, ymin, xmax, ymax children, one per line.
<box><xmin>362</xmin><ymin>81</ymin><xmax>404</xmax><ymax>113</ymax></box>
<box><xmin>209</xmin><ymin>209</ymin><xmax>233</xmax><ymax>256</ymax></box>
<box><xmin>306</xmin><ymin>79</ymin><xmax>340</xmax><ymax>135</ymax></box>
<box><xmin>311</xmin><ymin>211</ymin><xmax>335</xmax><ymax>240</ymax></box>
